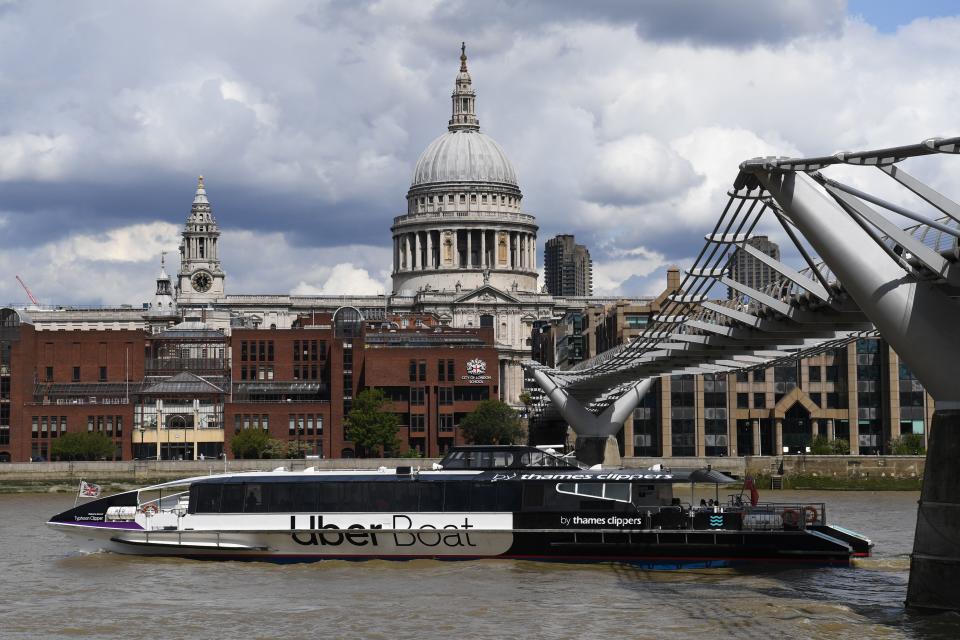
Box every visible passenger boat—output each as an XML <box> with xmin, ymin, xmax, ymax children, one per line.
<box><xmin>48</xmin><ymin>445</ymin><xmax>872</xmax><ymax>566</ymax></box>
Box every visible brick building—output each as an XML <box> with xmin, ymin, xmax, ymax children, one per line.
<box><xmin>0</xmin><ymin>306</ymin><xmax>498</xmax><ymax>462</ymax></box>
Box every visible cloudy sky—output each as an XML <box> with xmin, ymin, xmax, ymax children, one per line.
<box><xmin>2</xmin><ymin>0</ymin><xmax>959</xmax><ymax>306</ymax></box>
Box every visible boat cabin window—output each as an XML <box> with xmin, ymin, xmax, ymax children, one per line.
<box><xmin>518</xmin><ymin>450</ymin><xmax>574</xmax><ymax>468</ymax></box>
<box><xmin>188</xmin><ymin>480</ymin><xmax>523</xmax><ymax>514</ymax></box>
<box><xmin>556</xmin><ymin>482</ymin><xmax>632</xmax><ymax>503</ymax></box>
<box><xmin>439</xmin><ymin>446</ymin><xmax>580</xmax><ymax>470</ymax></box>
<box><xmin>441</xmin><ymin>450</ymin><xmax>516</xmax><ymax>469</ymax></box>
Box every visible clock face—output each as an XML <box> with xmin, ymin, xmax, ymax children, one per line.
<box><xmin>191</xmin><ymin>271</ymin><xmax>213</xmax><ymax>293</ymax></box>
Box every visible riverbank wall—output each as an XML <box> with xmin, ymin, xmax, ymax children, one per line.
<box><xmin>0</xmin><ymin>455</ymin><xmax>925</xmax><ymax>492</ymax></box>
<box><xmin>622</xmin><ymin>455</ymin><xmax>925</xmax><ymax>490</ymax></box>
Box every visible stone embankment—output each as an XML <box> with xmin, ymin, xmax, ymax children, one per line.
<box><xmin>0</xmin><ymin>455</ymin><xmax>925</xmax><ymax>492</ymax></box>
<box><xmin>622</xmin><ymin>455</ymin><xmax>925</xmax><ymax>490</ymax></box>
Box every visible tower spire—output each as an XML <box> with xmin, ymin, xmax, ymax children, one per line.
<box><xmin>448</xmin><ymin>42</ymin><xmax>479</xmax><ymax>132</ymax></box>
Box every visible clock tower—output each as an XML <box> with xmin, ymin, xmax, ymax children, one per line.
<box><xmin>177</xmin><ymin>176</ymin><xmax>225</xmax><ymax>304</ymax></box>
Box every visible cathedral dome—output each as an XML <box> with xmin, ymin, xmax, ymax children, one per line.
<box><xmin>411</xmin><ymin>130</ymin><xmax>518</xmax><ymax>188</ymax></box>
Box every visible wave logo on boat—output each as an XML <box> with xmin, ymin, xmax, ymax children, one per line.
<box><xmin>491</xmin><ymin>473</ymin><xmax>517</xmax><ymax>483</ymax></box>
<box><xmin>709</xmin><ymin>515</ymin><xmax>724</xmax><ymax>528</ymax></box>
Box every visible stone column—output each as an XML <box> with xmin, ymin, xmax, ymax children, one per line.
<box><xmin>426</xmin><ymin>231</ymin><xmax>433</xmax><ymax>269</ymax></box>
<box><xmin>775</xmin><ymin>418</ymin><xmax>784</xmax><ymax>455</ymax></box>
<box><xmin>812</xmin><ymin>419</ymin><xmax>820</xmax><ymax>440</ymax></box>
<box><xmin>527</xmin><ymin>235</ymin><xmax>534</xmax><ymax>270</ymax></box>
<box><xmin>392</xmin><ymin>236</ymin><xmax>398</xmax><ymax>272</ymax></box>
<box><xmin>413</xmin><ymin>232</ymin><xmax>421</xmax><ymax>270</ymax></box>
<box><xmin>826</xmin><ymin>418</ymin><xmax>835</xmax><ymax>440</ymax></box>
<box><xmin>752</xmin><ymin>419</ymin><xmax>761</xmax><ymax>456</ymax></box>
<box><xmin>480</xmin><ymin>229</ymin><xmax>486</xmax><ymax>268</ymax></box>
<box><xmin>467</xmin><ymin>229</ymin><xmax>473</xmax><ymax>268</ymax></box>
<box><xmin>452</xmin><ymin>229</ymin><xmax>459</xmax><ymax>268</ymax></box>
<box><xmin>907</xmin><ymin>409</ymin><xmax>960</xmax><ymax>611</ymax></box>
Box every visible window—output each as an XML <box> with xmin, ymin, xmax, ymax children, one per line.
<box><xmin>447</xmin><ymin>359</ymin><xmax>454</xmax><ymax>381</ymax></box>
<box><xmin>737</xmin><ymin>393</ymin><xmax>749</xmax><ymax>409</ymax></box>
<box><xmin>808</xmin><ymin>366</ymin><xmax>821</xmax><ymax>382</ymax></box>
<box><xmin>439</xmin><ymin>387</ymin><xmax>453</xmax><ymax>405</ymax></box>
<box><xmin>410</xmin><ymin>415</ymin><xmax>425</xmax><ymax>433</ymax></box>
<box><xmin>439</xmin><ymin>414</ymin><xmax>454</xmax><ymax>432</ymax></box>
<box><xmin>753</xmin><ymin>393</ymin><xmax>766</xmax><ymax>408</ymax></box>
<box><xmin>556</xmin><ymin>482</ymin><xmax>631</xmax><ymax>503</ymax></box>
<box><xmin>45</xmin><ymin>366</ymin><xmax>53</xmax><ymax>381</ymax></box>
<box><xmin>99</xmin><ymin>366</ymin><xmax>107</xmax><ymax>381</ymax></box>
<box><xmin>409</xmin><ymin>360</ymin><xmax>417</xmax><ymax>382</ymax></box>
<box><xmin>454</xmin><ymin>386</ymin><xmax>490</xmax><ymax>401</ymax></box>
<box><xmin>410</xmin><ymin>387</ymin><xmax>426</xmax><ymax>406</ymax></box>
<box><xmin>736</xmin><ymin>371</ymin><xmax>749</xmax><ymax>383</ymax></box>
<box><xmin>418</xmin><ymin>360</ymin><xmax>427</xmax><ymax>382</ymax></box>
<box><xmin>241</xmin><ymin>341</ymin><xmax>248</xmax><ymax>361</ymax></box>
<box><xmin>293</xmin><ymin>341</ymin><xmax>300</xmax><ymax>361</ymax></box>
<box><xmin>438</xmin><ymin>360</ymin><xmax>446</xmax><ymax>382</ymax></box>
<box><xmin>754</xmin><ymin>369</ymin><xmax>766</xmax><ymax>382</ymax></box>
<box><xmin>72</xmin><ymin>366</ymin><xmax>81</xmax><ymax>382</ymax></box>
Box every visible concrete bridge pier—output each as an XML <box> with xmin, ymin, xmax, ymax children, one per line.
<box><xmin>906</xmin><ymin>408</ymin><xmax>960</xmax><ymax>611</ymax></box>
<box><xmin>530</xmin><ymin>370</ymin><xmax>652</xmax><ymax>467</ymax></box>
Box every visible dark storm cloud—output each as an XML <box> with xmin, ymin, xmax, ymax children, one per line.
<box><xmin>0</xmin><ymin>176</ymin><xmax>402</xmax><ymax>250</ymax></box>
<box><xmin>327</xmin><ymin>0</ymin><xmax>847</xmax><ymax>48</ymax></box>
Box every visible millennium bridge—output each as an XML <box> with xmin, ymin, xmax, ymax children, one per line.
<box><xmin>526</xmin><ymin>136</ymin><xmax>960</xmax><ymax>612</ymax></box>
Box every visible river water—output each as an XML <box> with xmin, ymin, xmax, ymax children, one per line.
<box><xmin>2</xmin><ymin>490</ymin><xmax>959</xmax><ymax>639</ymax></box>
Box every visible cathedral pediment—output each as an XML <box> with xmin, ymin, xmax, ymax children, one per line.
<box><xmin>453</xmin><ymin>285</ymin><xmax>521</xmax><ymax>305</ymax></box>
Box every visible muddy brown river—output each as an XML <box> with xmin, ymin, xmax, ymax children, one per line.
<box><xmin>3</xmin><ymin>490</ymin><xmax>959</xmax><ymax>639</ymax></box>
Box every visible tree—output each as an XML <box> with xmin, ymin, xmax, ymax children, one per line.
<box><xmin>810</xmin><ymin>436</ymin><xmax>850</xmax><ymax>455</ymax></box>
<box><xmin>460</xmin><ymin>400</ymin><xmax>522</xmax><ymax>445</ymax></box>
<box><xmin>51</xmin><ymin>432</ymin><xmax>115</xmax><ymax>461</ymax></box>
<box><xmin>890</xmin><ymin>434</ymin><xmax>925</xmax><ymax>455</ymax></box>
<box><xmin>231</xmin><ymin>428</ymin><xmax>274</xmax><ymax>459</ymax></box>
<box><xmin>346</xmin><ymin>389</ymin><xmax>400</xmax><ymax>457</ymax></box>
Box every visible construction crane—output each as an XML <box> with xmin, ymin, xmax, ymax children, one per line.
<box><xmin>15</xmin><ymin>275</ymin><xmax>40</xmax><ymax>306</ymax></box>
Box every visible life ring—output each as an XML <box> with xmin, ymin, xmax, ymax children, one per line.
<box><xmin>781</xmin><ymin>508</ymin><xmax>800</xmax><ymax>528</ymax></box>
<box><xmin>803</xmin><ymin>505</ymin><xmax>818</xmax><ymax>525</ymax></box>
<box><xmin>141</xmin><ymin>504</ymin><xmax>158</xmax><ymax>516</ymax></box>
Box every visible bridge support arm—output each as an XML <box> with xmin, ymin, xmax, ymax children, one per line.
<box><xmin>752</xmin><ymin>168</ymin><xmax>960</xmax><ymax>613</ymax></box>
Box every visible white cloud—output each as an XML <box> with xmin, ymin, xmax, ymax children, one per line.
<box><xmin>0</xmin><ymin>132</ymin><xmax>77</xmax><ymax>181</ymax></box>
<box><xmin>292</xmin><ymin>263</ymin><xmax>387</xmax><ymax>296</ymax></box>
<box><xmin>581</xmin><ymin>135</ymin><xmax>701</xmax><ymax>206</ymax></box>
<box><xmin>592</xmin><ymin>245</ymin><xmax>667</xmax><ymax>296</ymax></box>
<box><xmin>2</xmin><ymin>5</ymin><xmax>960</xmax><ymax>302</ymax></box>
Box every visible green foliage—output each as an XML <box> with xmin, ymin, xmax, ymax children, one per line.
<box><xmin>460</xmin><ymin>400</ymin><xmax>522</xmax><ymax>445</ymax></box>
<box><xmin>889</xmin><ymin>433</ymin><xmax>925</xmax><ymax>455</ymax></box>
<box><xmin>231</xmin><ymin>428</ymin><xmax>274</xmax><ymax>459</ymax></box>
<box><xmin>809</xmin><ymin>436</ymin><xmax>832</xmax><ymax>455</ymax></box>
<box><xmin>829</xmin><ymin>438</ymin><xmax>851</xmax><ymax>454</ymax></box>
<box><xmin>810</xmin><ymin>436</ymin><xmax>850</xmax><ymax>454</ymax></box>
<box><xmin>399</xmin><ymin>447</ymin><xmax>424</xmax><ymax>458</ymax></box>
<box><xmin>50</xmin><ymin>432</ymin><xmax>115</xmax><ymax>461</ymax></box>
<box><xmin>284</xmin><ymin>440</ymin><xmax>312</xmax><ymax>459</ymax></box>
<box><xmin>346</xmin><ymin>389</ymin><xmax>400</xmax><ymax>457</ymax></box>
<box><xmin>518</xmin><ymin>392</ymin><xmax>533</xmax><ymax>407</ymax></box>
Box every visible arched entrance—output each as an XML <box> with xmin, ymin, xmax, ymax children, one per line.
<box><xmin>783</xmin><ymin>403</ymin><xmax>812</xmax><ymax>454</ymax></box>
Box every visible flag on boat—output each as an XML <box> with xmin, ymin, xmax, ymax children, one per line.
<box><xmin>743</xmin><ymin>476</ymin><xmax>759</xmax><ymax>507</ymax></box>
<box><xmin>78</xmin><ymin>481</ymin><xmax>101</xmax><ymax>498</ymax></box>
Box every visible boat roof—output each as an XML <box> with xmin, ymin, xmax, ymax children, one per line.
<box><xmin>137</xmin><ymin>466</ymin><xmax>735</xmax><ymax>492</ymax></box>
